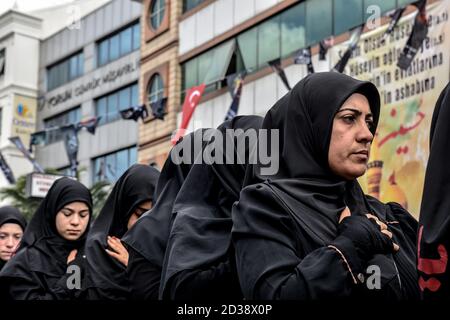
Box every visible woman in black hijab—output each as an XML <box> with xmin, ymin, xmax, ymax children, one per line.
<box><xmin>122</xmin><ymin>130</ymin><xmax>204</xmax><ymax>300</ymax></box>
<box><xmin>418</xmin><ymin>82</ymin><xmax>450</xmax><ymax>299</ymax></box>
<box><xmin>82</xmin><ymin>164</ymin><xmax>159</xmax><ymax>300</ymax></box>
<box><xmin>0</xmin><ymin>206</ymin><xmax>27</xmax><ymax>271</ymax></box>
<box><xmin>232</xmin><ymin>72</ymin><xmax>420</xmax><ymax>300</ymax></box>
<box><xmin>0</xmin><ymin>177</ymin><xmax>92</xmax><ymax>300</ymax></box>
<box><xmin>159</xmin><ymin>115</ymin><xmax>262</xmax><ymax>301</ymax></box>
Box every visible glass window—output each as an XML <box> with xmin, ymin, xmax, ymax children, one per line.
<box><xmin>258</xmin><ymin>16</ymin><xmax>281</xmax><ymax>68</ymax></box>
<box><xmin>150</xmin><ymin>0</ymin><xmax>165</xmax><ymax>30</ymax></box>
<box><xmin>129</xmin><ymin>147</ymin><xmax>137</xmax><ymax>166</ymax></box>
<box><xmin>119</xmin><ymin>87</ymin><xmax>131</xmax><ymax>110</ymax></box>
<box><xmin>334</xmin><ymin>0</ymin><xmax>364</xmax><ymax>36</ymax></box>
<box><xmin>107</xmin><ymin>93</ymin><xmax>118</xmax><ymax>122</ymax></box>
<box><xmin>306</xmin><ymin>0</ymin><xmax>333</xmax><ymax>45</ymax></box>
<box><xmin>92</xmin><ymin>146</ymin><xmax>137</xmax><ymax>183</ymax></box>
<box><xmin>109</xmin><ymin>34</ymin><xmax>120</xmax><ymax>61</ymax></box>
<box><xmin>77</xmin><ymin>53</ymin><xmax>83</xmax><ymax>76</ymax></box>
<box><xmin>132</xmin><ymin>24</ymin><xmax>141</xmax><ymax>50</ymax></box>
<box><xmin>183</xmin><ymin>59</ymin><xmax>198</xmax><ymax>91</ymax></box>
<box><xmin>44</xmin><ymin>107</ymin><xmax>81</xmax><ymax>144</ymax></box>
<box><xmin>96</xmin><ymin>97</ymin><xmax>107</xmax><ymax>124</ymax></box>
<box><xmin>120</xmin><ymin>27</ymin><xmax>132</xmax><ymax>56</ymax></box>
<box><xmin>197</xmin><ymin>51</ymin><xmax>213</xmax><ymax>84</ymax></box>
<box><xmin>98</xmin><ymin>40</ymin><xmax>109</xmax><ymax>66</ymax></box>
<box><xmin>397</xmin><ymin>0</ymin><xmax>415</xmax><ymax>6</ymax></box>
<box><xmin>147</xmin><ymin>73</ymin><xmax>164</xmax><ymax>106</ymax></box>
<box><xmin>131</xmin><ymin>83</ymin><xmax>139</xmax><ymax>107</ymax></box>
<box><xmin>69</xmin><ymin>55</ymin><xmax>78</xmax><ymax>79</ymax></box>
<box><xmin>183</xmin><ymin>0</ymin><xmax>206</xmax><ymax>13</ymax></box>
<box><xmin>204</xmin><ymin>40</ymin><xmax>235</xmax><ymax>84</ymax></box>
<box><xmin>237</xmin><ymin>28</ymin><xmax>257</xmax><ymax>71</ymax></box>
<box><xmin>281</xmin><ymin>2</ymin><xmax>306</xmax><ymax>57</ymax></box>
<box><xmin>116</xmin><ymin>149</ymin><xmax>128</xmax><ymax>179</ymax></box>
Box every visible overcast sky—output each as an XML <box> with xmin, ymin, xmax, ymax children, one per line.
<box><xmin>0</xmin><ymin>0</ymin><xmax>77</xmax><ymax>14</ymax></box>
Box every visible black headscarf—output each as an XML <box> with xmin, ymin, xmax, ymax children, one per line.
<box><xmin>418</xmin><ymin>82</ymin><xmax>450</xmax><ymax>298</ymax></box>
<box><xmin>0</xmin><ymin>206</ymin><xmax>26</xmax><ymax>270</ymax></box>
<box><xmin>159</xmin><ymin>116</ymin><xmax>262</xmax><ymax>300</ymax></box>
<box><xmin>0</xmin><ymin>206</ymin><xmax>27</xmax><ymax>231</ymax></box>
<box><xmin>232</xmin><ymin>72</ymin><xmax>419</xmax><ymax>299</ymax></box>
<box><xmin>83</xmin><ymin>164</ymin><xmax>159</xmax><ymax>299</ymax></box>
<box><xmin>0</xmin><ymin>178</ymin><xmax>92</xmax><ymax>299</ymax></box>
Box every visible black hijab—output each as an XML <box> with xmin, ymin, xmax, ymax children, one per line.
<box><xmin>0</xmin><ymin>206</ymin><xmax>27</xmax><ymax>231</ymax></box>
<box><xmin>0</xmin><ymin>178</ymin><xmax>92</xmax><ymax>297</ymax></box>
<box><xmin>83</xmin><ymin>164</ymin><xmax>159</xmax><ymax>299</ymax></box>
<box><xmin>418</xmin><ymin>82</ymin><xmax>450</xmax><ymax>298</ymax></box>
<box><xmin>122</xmin><ymin>130</ymin><xmax>205</xmax><ymax>270</ymax></box>
<box><xmin>252</xmin><ymin>72</ymin><xmax>380</xmax><ymax>241</ymax></box>
<box><xmin>233</xmin><ymin>72</ymin><xmax>419</xmax><ymax>299</ymax></box>
<box><xmin>159</xmin><ymin>116</ymin><xmax>263</xmax><ymax>299</ymax></box>
<box><xmin>0</xmin><ymin>206</ymin><xmax>26</xmax><ymax>270</ymax></box>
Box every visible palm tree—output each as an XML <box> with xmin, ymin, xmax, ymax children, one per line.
<box><xmin>0</xmin><ymin>170</ymin><xmax>111</xmax><ymax>221</ymax></box>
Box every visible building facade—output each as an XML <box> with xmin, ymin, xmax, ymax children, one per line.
<box><xmin>137</xmin><ymin>0</ymin><xmax>182</xmax><ymax>169</ymax></box>
<box><xmin>35</xmin><ymin>0</ymin><xmax>143</xmax><ymax>187</ymax></box>
<box><xmin>0</xmin><ymin>10</ymin><xmax>41</xmax><ymax>190</ymax></box>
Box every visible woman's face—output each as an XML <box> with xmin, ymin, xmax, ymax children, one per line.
<box><xmin>328</xmin><ymin>93</ymin><xmax>374</xmax><ymax>180</ymax></box>
<box><xmin>0</xmin><ymin>223</ymin><xmax>24</xmax><ymax>261</ymax></box>
<box><xmin>55</xmin><ymin>201</ymin><xmax>90</xmax><ymax>241</ymax></box>
<box><xmin>127</xmin><ymin>200</ymin><xmax>152</xmax><ymax>230</ymax></box>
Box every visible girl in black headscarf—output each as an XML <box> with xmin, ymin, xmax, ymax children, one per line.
<box><xmin>417</xmin><ymin>82</ymin><xmax>450</xmax><ymax>299</ymax></box>
<box><xmin>232</xmin><ymin>72</ymin><xmax>420</xmax><ymax>300</ymax></box>
<box><xmin>82</xmin><ymin>164</ymin><xmax>159</xmax><ymax>300</ymax></box>
<box><xmin>159</xmin><ymin>115</ymin><xmax>262</xmax><ymax>301</ymax></box>
<box><xmin>0</xmin><ymin>178</ymin><xmax>92</xmax><ymax>300</ymax></box>
<box><xmin>122</xmin><ymin>130</ymin><xmax>204</xmax><ymax>300</ymax></box>
<box><xmin>0</xmin><ymin>206</ymin><xmax>27</xmax><ymax>271</ymax></box>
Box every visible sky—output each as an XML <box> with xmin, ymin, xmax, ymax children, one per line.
<box><xmin>0</xmin><ymin>0</ymin><xmax>78</xmax><ymax>14</ymax></box>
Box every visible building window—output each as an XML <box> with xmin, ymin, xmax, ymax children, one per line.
<box><xmin>47</xmin><ymin>51</ymin><xmax>84</xmax><ymax>91</ymax></box>
<box><xmin>181</xmin><ymin>0</ymin><xmax>415</xmax><ymax>93</ymax></box>
<box><xmin>44</xmin><ymin>107</ymin><xmax>81</xmax><ymax>144</ymax></box>
<box><xmin>95</xmin><ymin>83</ymin><xmax>138</xmax><ymax>125</ymax></box>
<box><xmin>93</xmin><ymin>146</ymin><xmax>137</xmax><ymax>183</ymax></box>
<box><xmin>147</xmin><ymin>73</ymin><xmax>164</xmax><ymax>107</ymax></box>
<box><xmin>149</xmin><ymin>0</ymin><xmax>165</xmax><ymax>30</ymax></box>
<box><xmin>183</xmin><ymin>0</ymin><xmax>207</xmax><ymax>13</ymax></box>
<box><xmin>97</xmin><ymin>21</ymin><xmax>140</xmax><ymax>67</ymax></box>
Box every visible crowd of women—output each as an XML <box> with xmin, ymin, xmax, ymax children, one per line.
<box><xmin>0</xmin><ymin>72</ymin><xmax>448</xmax><ymax>300</ymax></box>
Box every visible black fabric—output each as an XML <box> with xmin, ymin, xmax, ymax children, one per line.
<box><xmin>0</xmin><ymin>177</ymin><xmax>92</xmax><ymax>300</ymax></box>
<box><xmin>0</xmin><ymin>206</ymin><xmax>27</xmax><ymax>231</ymax></box>
<box><xmin>418</xmin><ymin>82</ymin><xmax>450</xmax><ymax>298</ymax></box>
<box><xmin>82</xmin><ymin>164</ymin><xmax>159</xmax><ymax>300</ymax></box>
<box><xmin>232</xmin><ymin>72</ymin><xmax>420</xmax><ymax>300</ymax></box>
<box><xmin>160</xmin><ymin>115</ymin><xmax>262</xmax><ymax>301</ymax></box>
<box><xmin>122</xmin><ymin>130</ymin><xmax>205</xmax><ymax>300</ymax></box>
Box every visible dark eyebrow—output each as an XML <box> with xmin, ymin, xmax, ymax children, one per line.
<box><xmin>337</xmin><ymin>108</ymin><xmax>373</xmax><ymax>118</ymax></box>
<box><xmin>62</xmin><ymin>207</ymin><xmax>74</xmax><ymax>212</ymax></box>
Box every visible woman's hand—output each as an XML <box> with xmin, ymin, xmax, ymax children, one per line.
<box><xmin>105</xmin><ymin>236</ymin><xmax>129</xmax><ymax>267</ymax></box>
<box><xmin>67</xmin><ymin>249</ymin><xmax>77</xmax><ymax>264</ymax></box>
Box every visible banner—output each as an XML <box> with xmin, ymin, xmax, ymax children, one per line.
<box><xmin>9</xmin><ymin>136</ymin><xmax>44</xmax><ymax>173</ymax></box>
<box><xmin>329</xmin><ymin>0</ymin><xmax>450</xmax><ymax>217</ymax></box>
<box><xmin>268</xmin><ymin>58</ymin><xmax>291</xmax><ymax>91</ymax></box>
<box><xmin>294</xmin><ymin>47</ymin><xmax>315</xmax><ymax>74</ymax></box>
<box><xmin>120</xmin><ymin>104</ymin><xmax>149</xmax><ymax>122</ymax></box>
<box><xmin>0</xmin><ymin>152</ymin><xmax>15</xmax><ymax>184</ymax></box>
<box><xmin>62</xmin><ymin>125</ymin><xmax>79</xmax><ymax>177</ymax></box>
<box><xmin>224</xmin><ymin>73</ymin><xmax>245</xmax><ymax>121</ymax></box>
<box><xmin>150</xmin><ymin>98</ymin><xmax>168</xmax><ymax>120</ymax></box>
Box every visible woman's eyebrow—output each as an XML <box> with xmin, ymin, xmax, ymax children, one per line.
<box><xmin>62</xmin><ymin>207</ymin><xmax>74</xmax><ymax>212</ymax></box>
<box><xmin>337</xmin><ymin>108</ymin><xmax>373</xmax><ymax>118</ymax></box>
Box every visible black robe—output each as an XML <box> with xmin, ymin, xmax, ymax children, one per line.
<box><xmin>232</xmin><ymin>72</ymin><xmax>420</xmax><ymax>300</ymax></box>
<box><xmin>82</xmin><ymin>164</ymin><xmax>159</xmax><ymax>300</ymax></box>
<box><xmin>0</xmin><ymin>206</ymin><xmax>27</xmax><ymax>271</ymax></box>
<box><xmin>159</xmin><ymin>115</ymin><xmax>262</xmax><ymax>301</ymax></box>
<box><xmin>0</xmin><ymin>178</ymin><xmax>92</xmax><ymax>300</ymax></box>
<box><xmin>122</xmin><ymin>130</ymin><xmax>204</xmax><ymax>300</ymax></box>
<box><xmin>418</xmin><ymin>82</ymin><xmax>450</xmax><ymax>298</ymax></box>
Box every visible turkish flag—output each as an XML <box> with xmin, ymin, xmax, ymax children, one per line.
<box><xmin>171</xmin><ymin>84</ymin><xmax>206</xmax><ymax>144</ymax></box>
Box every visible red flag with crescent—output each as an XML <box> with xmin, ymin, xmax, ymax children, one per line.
<box><xmin>171</xmin><ymin>84</ymin><xmax>206</xmax><ymax>144</ymax></box>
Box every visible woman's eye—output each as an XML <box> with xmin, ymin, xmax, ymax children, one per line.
<box><xmin>63</xmin><ymin>211</ymin><xmax>72</xmax><ymax>217</ymax></box>
<box><xmin>342</xmin><ymin>115</ymin><xmax>356</xmax><ymax>123</ymax></box>
<box><xmin>80</xmin><ymin>212</ymin><xmax>89</xmax><ymax>218</ymax></box>
<box><xmin>366</xmin><ymin>120</ymin><xmax>374</xmax><ymax>129</ymax></box>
